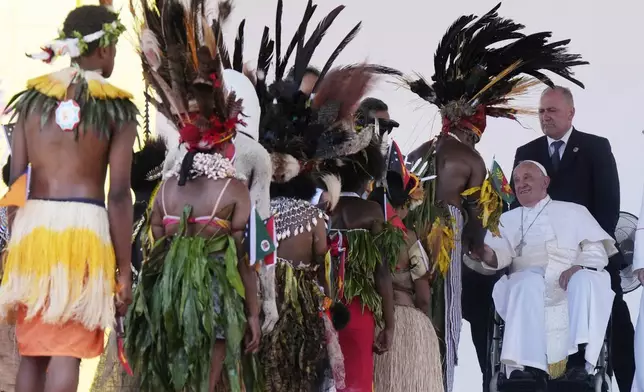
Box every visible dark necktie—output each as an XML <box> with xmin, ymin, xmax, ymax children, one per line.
<box><xmin>551</xmin><ymin>140</ymin><xmax>564</xmax><ymax>171</ymax></box>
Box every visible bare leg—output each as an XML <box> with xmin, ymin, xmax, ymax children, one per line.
<box><xmin>209</xmin><ymin>339</ymin><xmax>226</xmax><ymax>392</ymax></box>
<box><xmin>43</xmin><ymin>356</ymin><xmax>81</xmax><ymax>392</ymax></box>
<box><xmin>16</xmin><ymin>356</ymin><xmax>50</xmax><ymax>392</ymax></box>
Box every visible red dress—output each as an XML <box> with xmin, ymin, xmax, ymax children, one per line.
<box><xmin>337</xmin><ymin>300</ymin><xmax>375</xmax><ymax>392</ymax></box>
<box><xmin>330</xmin><ymin>232</ymin><xmax>375</xmax><ymax>392</ymax></box>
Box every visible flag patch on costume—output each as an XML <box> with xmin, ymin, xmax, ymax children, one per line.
<box><xmin>243</xmin><ymin>205</ymin><xmax>277</xmax><ymax>265</ymax></box>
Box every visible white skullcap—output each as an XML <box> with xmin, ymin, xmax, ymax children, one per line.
<box><xmin>515</xmin><ymin>160</ymin><xmax>548</xmax><ymax>176</ymax></box>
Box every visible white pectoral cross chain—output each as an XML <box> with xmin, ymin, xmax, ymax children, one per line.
<box><xmin>516</xmin><ymin>200</ymin><xmax>551</xmax><ymax>256</ymax></box>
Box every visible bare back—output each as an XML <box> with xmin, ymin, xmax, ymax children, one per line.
<box><xmin>331</xmin><ymin>197</ymin><xmax>383</xmax><ymax>232</ymax></box>
<box><xmin>21</xmin><ymin>105</ymin><xmax>111</xmax><ymax>200</ymax></box>
<box><xmin>275</xmin><ymin>222</ymin><xmax>326</xmax><ymax>267</ymax></box>
<box><xmin>435</xmin><ymin>137</ymin><xmax>486</xmax><ymax>209</ymax></box>
<box><xmin>155</xmin><ymin>176</ymin><xmax>249</xmax><ymax>238</ymax></box>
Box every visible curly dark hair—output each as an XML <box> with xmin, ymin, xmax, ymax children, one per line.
<box><xmin>62</xmin><ymin>5</ymin><xmax>118</xmax><ymax>56</ymax></box>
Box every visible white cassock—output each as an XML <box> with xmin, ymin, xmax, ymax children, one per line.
<box><xmin>483</xmin><ymin>195</ymin><xmax>617</xmax><ymax>376</ymax></box>
<box><xmin>632</xmin><ymin>185</ymin><xmax>644</xmax><ymax>391</ymax></box>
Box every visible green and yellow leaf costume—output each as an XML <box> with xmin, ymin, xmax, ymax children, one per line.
<box><xmin>125</xmin><ymin>206</ymin><xmax>247</xmax><ymax>392</ymax></box>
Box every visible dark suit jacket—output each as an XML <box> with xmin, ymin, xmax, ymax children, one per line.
<box><xmin>510</xmin><ymin>128</ymin><xmax>621</xmax><ymax>267</ymax></box>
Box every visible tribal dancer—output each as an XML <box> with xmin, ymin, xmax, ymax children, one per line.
<box><xmin>402</xmin><ymin>4</ymin><xmax>588</xmax><ymax>391</ymax></box>
<box><xmin>124</xmin><ymin>1</ymin><xmax>260</xmax><ymax>391</ymax></box>
<box><xmin>253</xmin><ymin>2</ymin><xmax>391</xmax><ymax>390</ymax></box>
<box><xmin>315</xmin><ymin>79</ymin><xmax>403</xmax><ymax>391</ymax></box>
<box><xmin>370</xmin><ymin>142</ymin><xmax>443</xmax><ymax>392</ymax></box>
<box><xmin>0</xmin><ymin>4</ymin><xmax>137</xmax><ymax>392</ymax></box>
<box><xmin>160</xmin><ymin>3</ymin><xmax>280</xmax><ymax>334</ymax></box>
<box><xmin>253</xmin><ymin>6</ymin><xmax>363</xmax><ymax>391</ymax></box>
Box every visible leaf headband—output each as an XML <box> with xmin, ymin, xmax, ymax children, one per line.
<box><xmin>28</xmin><ymin>20</ymin><xmax>126</xmax><ymax>64</ymax></box>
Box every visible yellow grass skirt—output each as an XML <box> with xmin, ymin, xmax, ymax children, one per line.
<box><xmin>373</xmin><ymin>305</ymin><xmax>444</xmax><ymax>392</ymax></box>
<box><xmin>0</xmin><ymin>199</ymin><xmax>116</xmax><ymax>358</ymax></box>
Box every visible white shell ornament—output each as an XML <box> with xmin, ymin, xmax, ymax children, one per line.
<box><xmin>55</xmin><ymin>99</ymin><xmax>81</xmax><ymax>132</ymax></box>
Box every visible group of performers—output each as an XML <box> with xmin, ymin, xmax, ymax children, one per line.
<box><xmin>0</xmin><ymin>0</ymin><xmax>622</xmax><ymax>391</ymax></box>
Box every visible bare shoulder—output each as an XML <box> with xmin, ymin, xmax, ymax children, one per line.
<box><xmin>226</xmin><ymin>177</ymin><xmax>251</xmax><ymax>196</ymax></box>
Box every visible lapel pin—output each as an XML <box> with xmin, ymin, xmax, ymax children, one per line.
<box><xmin>573</xmin><ymin>147</ymin><xmax>579</xmax><ymax>152</ymax></box>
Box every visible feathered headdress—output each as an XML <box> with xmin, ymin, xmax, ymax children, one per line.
<box><xmin>405</xmin><ymin>3</ymin><xmax>588</xmax><ymax>142</ymax></box>
<box><xmin>133</xmin><ymin>0</ymin><xmax>244</xmax><ymax>184</ymax></box>
<box><xmin>384</xmin><ymin>141</ymin><xmax>425</xmax><ymax>210</ymax></box>
<box><xmin>258</xmin><ymin>0</ymin><xmax>400</xmax><ymax>188</ymax></box>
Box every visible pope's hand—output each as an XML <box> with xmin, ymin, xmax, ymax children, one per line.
<box><xmin>637</xmin><ymin>269</ymin><xmax>644</xmax><ymax>285</ymax></box>
<box><xmin>470</xmin><ymin>244</ymin><xmax>495</xmax><ymax>265</ymax></box>
<box><xmin>559</xmin><ymin>265</ymin><xmax>582</xmax><ymax>291</ymax></box>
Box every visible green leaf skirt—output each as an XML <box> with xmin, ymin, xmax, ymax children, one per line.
<box><xmin>125</xmin><ymin>232</ymin><xmax>247</xmax><ymax>392</ymax></box>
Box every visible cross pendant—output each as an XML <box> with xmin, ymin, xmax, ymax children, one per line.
<box><xmin>515</xmin><ymin>240</ymin><xmax>526</xmax><ymax>257</ymax></box>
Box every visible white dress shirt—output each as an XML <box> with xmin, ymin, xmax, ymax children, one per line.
<box><xmin>547</xmin><ymin>126</ymin><xmax>573</xmax><ymax>159</ymax></box>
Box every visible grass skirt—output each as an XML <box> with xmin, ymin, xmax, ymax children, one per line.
<box><xmin>374</xmin><ymin>305</ymin><xmax>444</xmax><ymax>392</ymax></box>
<box><xmin>0</xmin><ymin>199</ymin><xmax>115</xmax><ymax>358</ymax></box>
<box><xmin>259</xmin><ymin>260</ymin><xmax>327</xmax><ymax>392</ymax></box>
<box><xmin>125</xmin><ymin>206</ymin><xmax>247</xmax><ymax>392</ymax></box>
<box><xmin>90</xmin><ymin>330</ymin><xmax>140</xmax><ymax>392</ymax></box>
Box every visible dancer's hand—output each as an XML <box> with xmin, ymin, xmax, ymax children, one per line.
<box><xmin>373</xmin><ymin>327</ymin><xmax>394</xmax><ymax>355</ymax></box>
<box><xmin>115</xmin><ymin>273</ymin><xmax>132</xmax><ymax>316</ymax></box>
<box><xmin>244</xmin><ymin>315</ymin><xmax>261</xmax><ymax>354</ymax></box>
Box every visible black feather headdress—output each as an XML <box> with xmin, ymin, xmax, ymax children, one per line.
<box><xmin>258</xmin><ymin>0</ymin><xmax>400</xmax><ymax>188</ymax></box>
<box><xmin>405</xmin><ymin>3</ymin><xmax>588</xmax><ymax>141</ymax></box>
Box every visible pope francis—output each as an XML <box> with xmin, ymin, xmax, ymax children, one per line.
<box><xmin>471</xmin><ymin>160</ymin><xmax>616</xmax><ymax>383</ymax></box>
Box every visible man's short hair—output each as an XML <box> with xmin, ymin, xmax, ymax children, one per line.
<box><xmin>62</xmin><ymin>6</ymin><xmax>118</xmax><ymax>56</ymax></box>
<box><xmin>303</xmin><ymin>66</ymin><xmax>320</xmax><ymax>78</ymax></box>
<box><xmin>541</xmin><ymin>85</ymin><xmax>575</xmax><ymax>107</ymax></box>
<box><xmin>357</xmin><ymin>97</ymin><xmax>388</xmax><ymax>116</ymax></box>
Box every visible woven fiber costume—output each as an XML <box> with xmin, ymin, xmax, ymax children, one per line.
<box><xmin>124</xmin><ymin>1</ymin><xmax>253</xmax><ymax>391</ymax></box>
<box><xmin>0</xmin><ymin>4</ymin><xmax>136</xmax><ymax>359</ymax></box>
<box><xmin>402</xmin><ymin>4</ymin><xmax>588</xmax><ymax>391</ymax></box>
<box><xmin>371</xmin><ymin>141</ymin><xmax>444</xmax><ymax>392</ymax></box>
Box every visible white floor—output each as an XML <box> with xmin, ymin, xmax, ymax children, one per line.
<box><xmin>453</xmin><ymin>288</ymin><xmax>642</xmax><ymax>392</ymax></box>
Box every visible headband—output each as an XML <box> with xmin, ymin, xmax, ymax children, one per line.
<box><xmin>28</xmin><ymin>20</ymin><xmax>125</xmax><ymax>64</ymax></box>
<box><xmin>516</xmin><ymin>160</ymin><xmax>548</xmax><ymax>176</ymax></box>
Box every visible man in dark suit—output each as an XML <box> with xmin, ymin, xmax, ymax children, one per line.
<box><xmin>512</xmin><ymin>86</ymin><xmax>634</xmax><ymax>391</ymax></box>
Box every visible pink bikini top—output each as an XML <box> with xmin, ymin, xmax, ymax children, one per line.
<box><xmin>161</xmin><ymin>178</ymin><xmax>232</xmax><ymax>230</ymax></box>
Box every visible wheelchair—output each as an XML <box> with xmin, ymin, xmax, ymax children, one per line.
<box><xmin>485</xmin><ymin>306</ymin><xmax>612</xmax><ymax>392</ymax></box>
